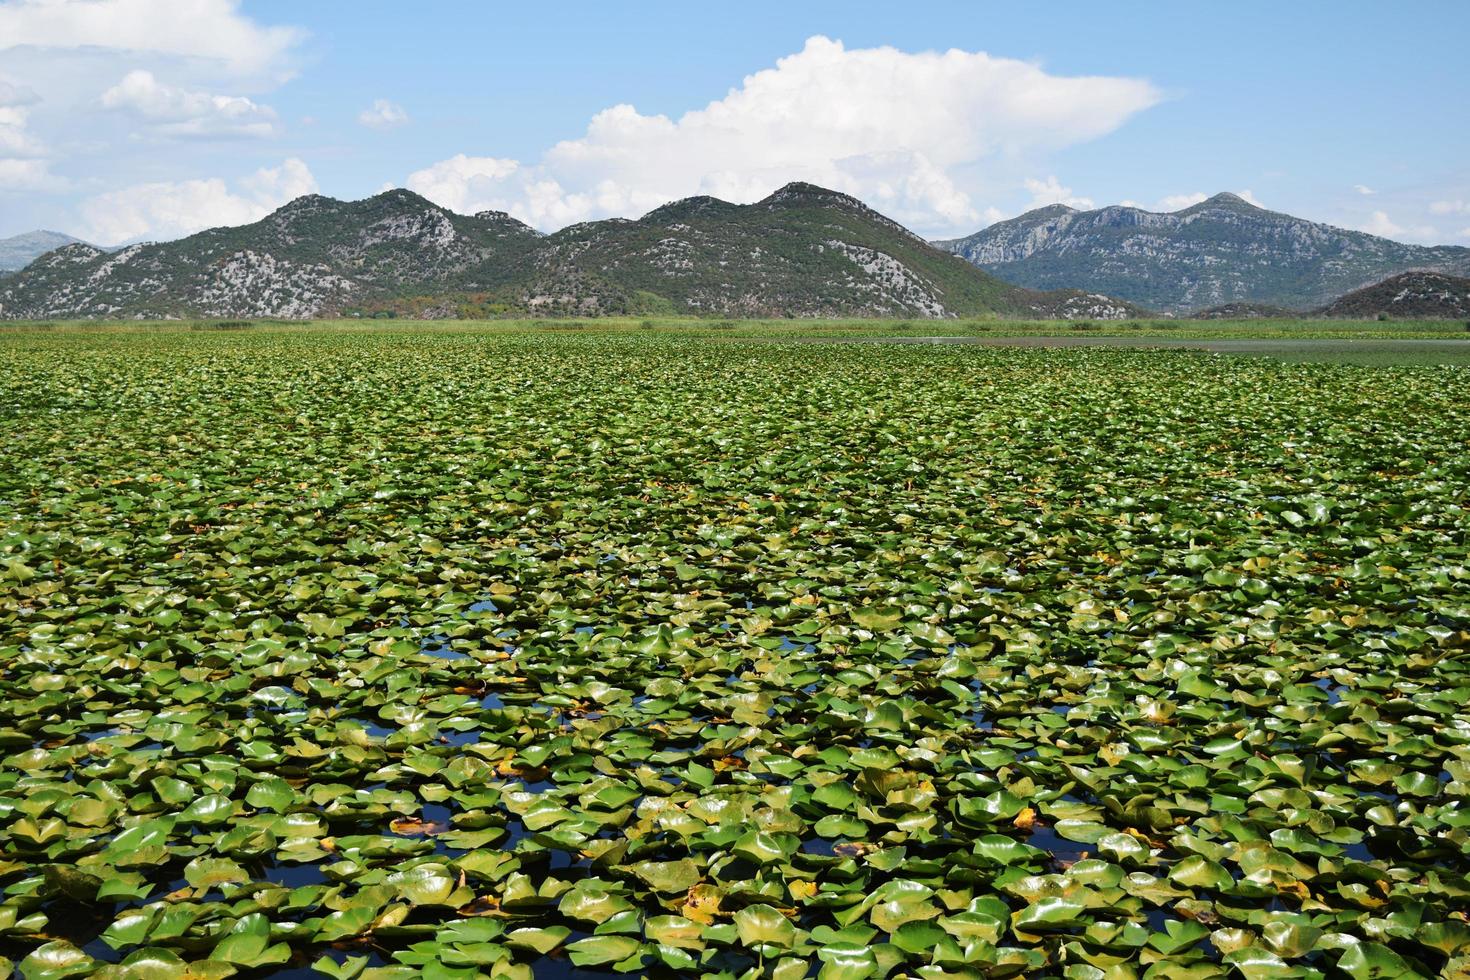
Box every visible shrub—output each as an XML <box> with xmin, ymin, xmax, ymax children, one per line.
<box><xmin>192</xmin><ymin>320</ymin><xmax>253</xmax><ymax>331</ymax></box>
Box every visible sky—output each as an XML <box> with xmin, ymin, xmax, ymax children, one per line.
<box><xmin>1</xmin><ymin>0</ymin><xmax>1468</xmax><ymax>246</ymax></box>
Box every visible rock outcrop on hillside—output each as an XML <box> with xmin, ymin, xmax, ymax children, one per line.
<box><xmin>937</xmin><ymin>194</ymin><xmax>1470</xmax><ymax>314</ymax></box>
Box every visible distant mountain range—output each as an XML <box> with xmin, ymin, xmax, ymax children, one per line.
<box><xmin>5</xmin><ymin>186</ymin><xmax>1467</xmax><ymax>321</ymax></box>
<box><xmin>0</xmin><ymin>230</ymin><xmax>88</xmax><ymax>272</ymax></box>
<box><xmin>936</xmin><ymin>193</ymin><xmax>1470</xmax><ymax>314</ymax></box>
<box><xmin>0</xmin><ymin>184</ymin><xmax>1142</xmax><ymax>321</ymax></box>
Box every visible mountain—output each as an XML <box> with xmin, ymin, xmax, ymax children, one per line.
<box><xmin>0</xmin><ymin>184</ymin><xmax>1143</xmax><ymax>321</ymax></box>
<box><xmin>936</xmin><ymin>193</ymin><xmax>1470</xmax><ymax>314</ymax></box>
<box><xmin>1316</xmin><ymin>271</ymin><xmax>1470</xmax><ymax>319</ymax></box>
<box><xmin>1191</xmin><ymin>302</ymin><xmax>1298</xmax><ymax>320</ymax></box>
<box><xmin>0</xmin><ymin>230</ymin><xmax>87</xmax><ymax>272</ymax></box>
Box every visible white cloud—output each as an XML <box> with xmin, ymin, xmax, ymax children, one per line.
<box><xmin>0</xmin><ymin>157</ymin><xmax>64</xmax><ymax>190</ymax></box>
<box><xmin>1430</xmin><ymin>199</ymin><xmax>1468</xmax><ymax>215</ymax></box>
<box><xmin>1358</xmin><ymin>209</ymin><xmax>1438</xmax><ymax>243</ymax></box>
<box><xmin>358</xmin><ymin>99</ymin><xmax>408</xmax><ymax>129</ymax></box>
<box><xmin>1236</xmin><ymin>189</ymin><xmax>1266</xmax><ymax>208</ymax></box>
<box><xmin>1353</xmin><ymin>184</ymin><xmax>1375</xmax><ymax>196</ymax></box>
<box><xmin>100</xmin><ymin>69</ymin><xmax>278</xmax><ymax>138</ymax></box>
<box><xmin>1157</xmin><ymin>192</ymin><xmax>1207</xmax><ymax>211</ymax></box>
<box><xmin>403</xmin><ymin>154</ymin><xmax>517</xmax><ymax>211</ymax></box>
<box><xmin>0</xmin><ymin>75</ymin><xmax>64</xmax><ymax>190</ymax></box>
<box><xmin>402</xmin><ymin>35</ymin><xmax>1160</xmax><ymax>235</ymax></box>
<box><xmin>0</xmin><ymin>78</ymin><xmax>38</xmax><ymax>106</ymax></box>
<box><xmin>0</xmin><ymin>104</ymin><xmax>44</xmax><ymax>156</ymax></box>
<box><xmin>77</xmin><ymin>156</ymin><xmax>314</xmax><ymax>242</ymax></box>
<box><xmin>0</xmin><ymin>0</ymin><xmax>302</xmax><ymax>76</ymax></box>
<box><xmin>1023</xmin><ymin>175</ymin><xmax>1093</xmax><ymax>210</ymax></box>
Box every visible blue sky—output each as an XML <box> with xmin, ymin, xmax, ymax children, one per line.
<box><xmin>1</xmin><ymin>0</ymin><xmax>1467</xmax><ymax>245</ymax></box>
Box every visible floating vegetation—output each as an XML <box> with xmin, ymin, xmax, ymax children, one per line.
<box><xmin>0</xmin><ymin>327</ymin><xmax>1467</xmax><ymax>978</ymax></box>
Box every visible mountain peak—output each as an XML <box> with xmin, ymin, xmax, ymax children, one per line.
<box><xmin>264</xmin><ymin>194</ymin><xmax>341</xmax><ymax>222</ymax></box>
<box><xmin>939</xmin><ymin>192</ymin><xmax>1470</xmax><ymax>313</ymax></box>
<box><xmin>1020</xmin><ymin>203</ymin><xmax>1079</xmax><ymax>219</ymax></box>
<box><xmin>1192</xmin><ymin>192</ymin><xmax>1255</xmax><ymax>209</ymax></box>
<box><xmin>640</xmin><ymin>195</ymin><xmax>738</xmax><ymax>224</ymax></box>
<box><xmin>0</xmin><ymin>229</ymin><xmax>89</xmax><ymax>272</ymax></box>
<box><xmin>0</xmin><ymin>180</ymin><xmax>1123</xmax><ymax>321</ymax></box>
<box><xmin>761</xmin><ymin>182</ymin><xmax>864</xmax><ymax>209</ymax></box>
<box><xmin>367</xmin><ymin>187</ymin><xmax>440</xmax><ymax>209</ymax></box>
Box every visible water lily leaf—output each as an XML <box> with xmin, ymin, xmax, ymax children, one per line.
<box><xmin>734</xmin><ymin>830</ymin><xmax>798</xmax><ymax>864</ymax></box>
<box><xmin>645</xmin><ymin>916</ymin><xmax>705</xmax><ymax>950</ymax></box>
<box><xmin>1013</xmin><ymin>897</ymin><xmax>1089</xmax><ymax>932</ymax></box>
<box><xmin>387</xmin><ymin>864</ymin><xmax>461</xmax><ymax>906</ymax></box>
<box><xmin>212</xmin><ymin>913</ymin><xmax>290</xmax><ymax>968</ymax></box>
<box><xmin>851</xmin><ymin>607</ymin><xmax>902</xmax><ymax>631</ymax></box>
<box><xmin>313</xmin><ymin>954</ymin><xmax>370</xmax><ymax>979</ymax></box>
<box><xmin>1169</xmin><ymin>855</ymin><xmax>1233</xmax><ymax>891</ymax></box>
<box><xmin>6</xmin><ymin>323</ymin><xmax>1469</xmax><ymax>980</ymax></box>
<box><xmin>180</xmin><ymin>793</ymin><xmax>235</xmax><ymax>825</ymax></box>
<box><xmin>1417</xmin><ymin>920</ymin><xmax>1470</xmax><ymax>956</ymax></box>
<box><xmin>1336</xmin><ymin>943</ymin><xmax>1417</xmax><ymax>978</ymax></box>
<box><xmin>505</xmin><ymin>926</ymin><xmax>570</xmax><ymax>954</ymax></box>
<box><xmin>630</xmin><ymin>858</ymin><xmax>700</xmax><ymax>893</ymax></box>
<box><xmin>558</xmin><ymin>885</ymin><xmax>635</xmax><ymax>925</ymax></box>
<box><xmin>816</xmin><ymin>942</ymin><xmax>880</xmax><ymax>979</ymax></box>
<box><xmin>246</xmin><ymin>777</ymin><xmax>298</xmax><ymax>812</ymax></box>
<box><xmin>18</xmin><ymin>941</ymin><xmax>94</xmax><ymax>980</ymax></box>
<box><xmin>735</xmin><ymin>904</ymin><xmax>798</xmax><ymax>949</ymax></box>
<box><xmin>105</xmin><ymin>947</ymin><xmax>234</xmax><ymax>980</ymax></box>
<box><xmin>1261</xmin><ymin>921</ymin><xmax>1323</xmax><ymax>959</ymax></box>
<box><xmin>892</xmin><ymin>919</ymin><xmax>950</xmax><ymax>954</ymax></box>
<box><xmin>184</xmin><ymin>857</ymin><xmax>248</xmax><ymax>890</ymax></box>
<box><xmin>565</xmin><ymin>935</ymin><xmax>643</xmax><ymax>967</ymax></box>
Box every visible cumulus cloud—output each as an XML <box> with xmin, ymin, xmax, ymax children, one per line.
<box><xmin>0</xmin><ymin>157</ymin><xmax>64</xmax><ymax>190</ymax></box>
<box><xmin>404</xmin><ymin>155</ymin><xmax>517</xmax><ymax>211</ymax></box>
<box><xmin>1116</xmin><ymin>191</ymin><xmax>1264</xmax><ymax>213</ymax></box>
<box><xmin>1353</xmin><ymin>184</ymin><xmax>1375</xmax><ymax>196</ymax></box>
<box><xmin>1157</xmin><ymin>192</ymin><xmax>1208</xmax><ymax>210</ymax></box>
<box><xmin>77</xmin><ymin>156</ymin><xmax>314</xmax><ymax>242</ymax></box>
<box><xmin>358</xmin><ymin>99</ymin><xmax>408</xmax><ymax>129</ymax></box>
<box><xmin>0</xmin><ymin>0</ymin><xmax>302</xmax><ymax>76</ymax></box>
<box><xmin>1430</xmin><ymin>199</ymin><xmax>1468</xmax><ymax>215</ymax></box>
<box><xmin>401</xmin><ymin>35</ymin><xmax>1160</xmax><ymax>234</ymax></box>
<box><xmin>1023</xmin><ymin>175</ymin><xmax>1093</xmax><ymax>210</ymax></box>
<box><xmin>1358</xmin><ymin>209</ymin><xmax>1438</xmax><ymax>243</ymax></box>
<box><xmin>0</xmin><ymin>78</ymin><xmax>38</xmax><ymax>106</ymax></box>
<box><xmin>0</xmin><ymin>104</ymin><xmax>44</xmax><ymax>157</ymax></box>
<box><xmin>101</xmin><ymin>70</ymin><xmax>278</xmax><ymax>138</ymax></box>
<box><xmin>0</xmin><ymin>75</ymin><xmax>64</xmax><ymax>189</ymax></box>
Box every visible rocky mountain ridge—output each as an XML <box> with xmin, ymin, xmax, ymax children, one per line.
<box><xmin>0</xmin><ymin>230</ymin><xmax>90</xmax><ymax>272</ymax></box>
<box><xmin>0</xmin><ymin>184</ymin><xmax>1142</xmax><ymax>321</ymax></box>
<box><xmin>937</xmin><ymin>194</ymin><xmax>1470</xmax><ymax>313</ymax></box>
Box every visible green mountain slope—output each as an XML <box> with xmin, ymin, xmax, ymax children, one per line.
<box><xmin>1317</xmin><ymin>271</ymin><xmax>1470</xmax><ymax>318</ymax></box>
<box><xmin>937</xmin><ymin>193</ymin><xmax>1470</xmax><ymax>314</ymax></box>
<box><xmin>0</xmin><ymin>184</ymin><xmax>1142</xmax><ymax>320</ymax></box>
<box><xmin>0</xmin><ymin>191</ymin><xmax>542</xmax><ymax>319</ymax></box>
